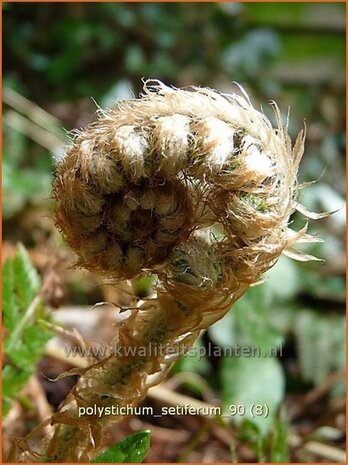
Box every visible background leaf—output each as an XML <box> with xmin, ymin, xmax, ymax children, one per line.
<box><xmin>221</xmin><ymin>356</ymin><xmax>284</xmax><ymax>435</ymax></box>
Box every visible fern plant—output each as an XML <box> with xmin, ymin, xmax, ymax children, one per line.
<box><xmin>7</xmin><ymin>81</ymin><xmax>325</xmax><ymax>462</ymax></box>
<box><xmin>2</xmin><ymin>244</ymin><xmax>53</xmax><ymax>416</ymax></box>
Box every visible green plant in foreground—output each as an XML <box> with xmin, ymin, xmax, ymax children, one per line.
<box><xmin>3</xmin><ymin>244</ymin><xmax>53</xmax><ymax>417</ymax></box>
<box><xmin>92</xmin><ymin>431</ymin><xmax>150</xmax><ymax>463</ymax></box>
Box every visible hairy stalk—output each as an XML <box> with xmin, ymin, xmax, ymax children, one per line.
<box><xmin>12</xmin><ymin>80</ymin><xmax>320</xmax><ymax>462</ymax></box>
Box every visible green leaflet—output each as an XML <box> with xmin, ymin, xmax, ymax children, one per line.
<box><xmin>2</xmin><ymin>244</ymin><xmax>53</xmax><ymax>416</ymax></box>
<box><xmin>92</xmin><ymin>430</ymin><xmax>151</xmax><ymax>463</ymax></box>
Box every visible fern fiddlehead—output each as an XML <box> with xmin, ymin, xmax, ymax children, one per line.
<box><xmin>16</xmin><ymin>80</ymin><xmax>316</xmax><ymax>462</ymax></box>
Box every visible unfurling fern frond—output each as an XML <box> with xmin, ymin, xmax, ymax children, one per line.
<box><xmin>17</xmin><ymin>80</ymin><xmax>320</xmax><ymax>462</ymax></box>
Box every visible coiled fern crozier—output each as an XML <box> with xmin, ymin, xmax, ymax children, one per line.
<box><xmin>14</xmin><ymin>80</ymin><xmax>320</xmax><ymax>462</ymax></box>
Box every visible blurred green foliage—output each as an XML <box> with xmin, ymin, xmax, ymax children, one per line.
<box><xmin>3</xmin><ymin>2</ymin><xmax>345</xmax><ymax>461</ymax></box>
<box><xmin>3</xmin><ymin>245</ymin><xmax>53</xmax><ymax>416</ymax></box>
<box><xmin>3</xmin><ymin>3</ymin><xmax>345</xmax><ymax>99</ymax></box>
<box><xmin>213</xmin><ymin>257</ymin><xmax>345</xmax><ymax>431</ymax></box>
<box><xmin>2</xmin><ymin>124</ymin><xmax>54</xmax><ymax>218</ymax></box>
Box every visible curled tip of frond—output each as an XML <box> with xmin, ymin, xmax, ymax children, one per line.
<box><xmin>54</xmin><ymin>79</ymin><xmax>316</xmax><ymax>285</ymax></box>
